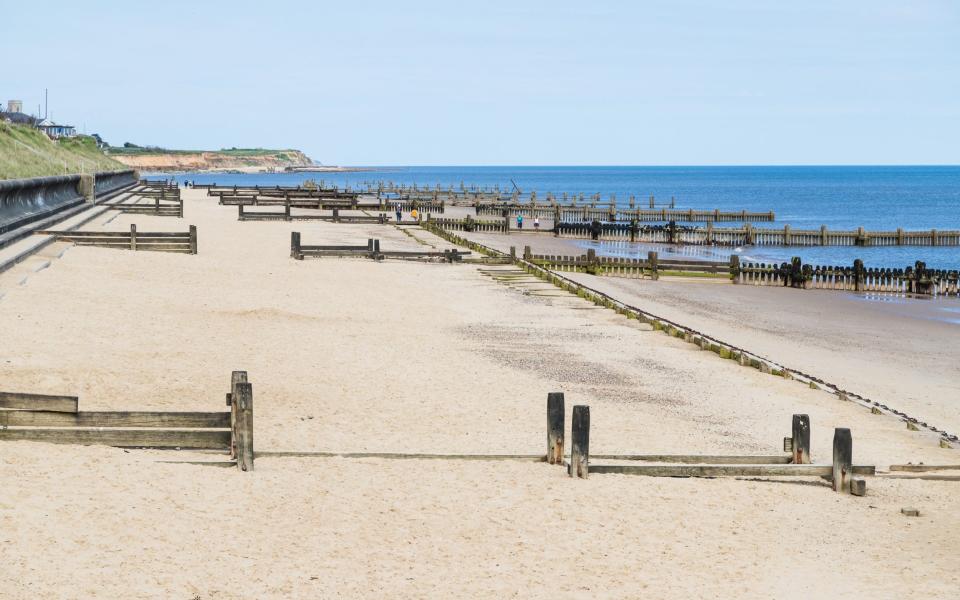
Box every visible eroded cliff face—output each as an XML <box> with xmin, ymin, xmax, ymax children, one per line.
<box><xmin>109</xmin><ymin>149</ymin><xmax>314</xmax><ymax>172</ymax></box>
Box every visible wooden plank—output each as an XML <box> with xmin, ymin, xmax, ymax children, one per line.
<box><xmin>589</xmin><ymin>454</ymin><xmax>792</xmax><ymax>464</ymax></box>
<box><xmin>37</xmin><ymin>231</ymin><xmax>190</xmax><ymax>238</ymax></box>
<box><xmin>0</xmin><ymin>428</ymin><xmax>230</xmax><ymax>449</ymax></box>
<box><xmin>588</xmin><ymin>464</ymin><xmax>875</xmax><ymax>477</ymax></box>
<box><xmin>256</xmin><ymin>451</ymin><xmax>548</xmax><ymax>461</ymax></box>
<box><xmin>0</xmin><ymin>411</ymin><xmax>230</xmax><ymax>428</ymax></box>
<box><xmin>0</xmin><ymin>391</ymin><xmax>78</xmax><ymax>413</ymax></box>
<box><xmin>888</xmin><ymin>464</ymin><xmax>960</xmax><ymax>472</ymax></box>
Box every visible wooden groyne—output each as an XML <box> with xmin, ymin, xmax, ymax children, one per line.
<box><xmin>0</xmin><ymin>371</ymin><xmax>254</xmax><ymax>471</ymax></box>
<box><xmin>290</xmin><ymin>233</ymin><xmax>468</xmax><ymax>262</ymax></box>
<box><xmin>517</xmin><ymin>247</ymin><xmax>729</xmax><ymax>279</ymax></box>
<box><xmin>734</xmin><ymin>257</ymin><xmax>960</xmax><ymax>296</ymax></box>
<box><xmin>555</xmin><ymin>221</ymin><xmax>960</xmax><ymax>247</ymax></box>
<box><xmin>477</xmin><ymin>204</ymin><xmax>775</xmax><ymax>223</ymax></box>
<box><xmin>36</xmin><ymin>224</ymin><xmax>198</xmax><ymax>254</ymax></box>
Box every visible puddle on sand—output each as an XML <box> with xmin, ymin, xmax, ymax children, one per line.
<box><xmin>847</xmin><ymin>292</ymin><xmax>960</xmax><ymax>325</ymax></box>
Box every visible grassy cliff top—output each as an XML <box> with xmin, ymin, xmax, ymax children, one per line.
<box><xmin>106</xmin><ymin>146</ymin><xmax>302</xmax><ymax>156</ymax></box>
<box><xmin>0</xmin><ymin>123</ymin><xmax>127</xmax><ymax>180</ymax></box>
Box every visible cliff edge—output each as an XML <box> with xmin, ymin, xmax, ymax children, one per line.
<box><xmin>107</xmin><ymin>147</ymin><xmax>314</xmax><ymax>172</ymax></box>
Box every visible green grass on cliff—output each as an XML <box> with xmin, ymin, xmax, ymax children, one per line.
<box><xmin>0</xmin><ymin>123</ymin><xmax>127</xmax><ymax>180</ymax></box>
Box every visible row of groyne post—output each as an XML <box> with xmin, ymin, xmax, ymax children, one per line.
<box><xmin>200</xmin><ymin>183</ymin><xmax>959</xmax><ymax>248</ymax></box>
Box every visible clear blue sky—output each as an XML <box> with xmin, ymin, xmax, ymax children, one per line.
<box><xmin>2</xmin><ymin>0</ymin><xmax>958</xmax><ymax>165</ymax></box>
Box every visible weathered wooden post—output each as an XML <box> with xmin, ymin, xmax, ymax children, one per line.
<box><xmin>227</xmin><ymin>370</ymin><xmax>248</xmax><ymax>459</ymax></box>
<box><xmin>648</xmin><ymin>251</ymin><xmax>659</xmax><ymax>280</ymax></box>
<box><xmin>832</xmin><ymin>428</ymin><xmax>852</xmax><ymax>493</ymax></box>
<box><xmin>155</xmin><ymin>196</ymin><xmax>160</xmax><ymax>214</ymax></box>
<box><xmin>792</xmin><ymin>414</ymin><xmax>811</xmax><ymax>464</ymax></box>
<box><xmin>130</xmin><ymin>224</ymin><xmax>137</xmax><ymax>251</ymax></box>
<box><xmin>569</xmin><ymin>405</ymin><xmax>589</xmax><ymax>478</ymax></box>
<box><xmin>189</xmin><ymin>225</ymin><xmax>198</xmax><ymax>254</ymax></box>
<box><xmin>235</xmin><ymin>382</ymin><xmax>254</xmax><ymax>472</ymax></box>
<box><xmin>179</xmin><ymin>198</ymin><xmax>184</xmax><ymax>218</ymax></box>
<box><xmin>547</xmin><ymin>392</ymin><xmax>564</xmax><ymax>465</ymax></box>
<box><xmin>373</xmin><ymin>239</ymin><xmax>381</xmax><ymax>259</ymax></box>
<box><xmin>333</xmin><ymin>207</ymin><xmax>340</xmax><ymax>223</ymax></box>
<box><xmin>523</xmin><ymin>245</ymin><xmax>532</xmax><ymax>260</ymax></box>
<box><xmin>284</xmin><ymin>197</ymin><xmax>291</xmax><ymax>220</ymax></box>
<box><xmin>730</xmin><ymin>255</ymin><xmax>740</xmax><ymax>283</ymax></box>
<box><xmin>290</xmin><ymin>232</ymin><xmax>301</xmax><ymax>259</ymax></box>
<box><xmin>509</xmin><ymin>246</ymin><xmax>516</xmax><ymax>259</ymax></box>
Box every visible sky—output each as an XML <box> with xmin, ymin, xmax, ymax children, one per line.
<box><xmin>2</xmin><ymin>0</ymin><xmax>958</xmax><ymax>165</ymax></box>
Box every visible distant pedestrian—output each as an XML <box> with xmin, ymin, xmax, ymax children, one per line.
<box><xmin>534</xmin><ymin>217</ymin><xmax>540</xmax><ymax>230</ymax></box>
<box><xmin>517</xmin><ymin>213</ymin><xmax>524</xmax><ymax>230</ymax></box>
<box><xmin>395</xmin><ymin>203</ymin><xmax>402</xmax><ymax>223</ymax></box>
<box><xmin>411</xmin><ymin>208</ymin><xmax>419</xmax><ymax>221</ymax></box>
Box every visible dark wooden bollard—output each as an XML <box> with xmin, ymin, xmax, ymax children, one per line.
<box><xmin>291</xmin><ymin>232</ymin><xmax>302</xmax><ymax>259</ymax></box>
<box><xmin>832</xmin><ymin>428</ymin><xmax>852</xmax><ymax>493</ymax></box>
<box><xmin>130</xmin><ymin>224</ymin><xmax>137</xmax><ymax>251</ymax></box>
<box><xmin>547</xmin><ymin>392</ymin><xmax>564</xmax><ymax>465</ymax></box>
<box><xmin>523</xmin><ymin>245</ymin><xmax>532</xmax><ymax>260</ymax></box>
<box><xmin>570</xmin><ymin>405</ymin><xmax>590</xmax><ymax>478</ymax></box>
<box><xmin>510</xmin><ymin>246</ymin><xmax>516</xmax><ymax>259</ymax></box>
<box><xmin>648</xmin><ymin>251</ymin><xmax>659</xmax><ymax>280</ymax></box>
<box><xmin>235</xmin><ymin>382</ymin><xmax>255</xmax><ymax>472</ymax></box>
<box><xmin>284</xmin><ymin>199</ymin><xmax>291</xmax><ymax>220</ymax></box>
<box><xmin>792</xmin><ymin>414</ymin><xmax>811</xmax><ymax>464</ymax></box>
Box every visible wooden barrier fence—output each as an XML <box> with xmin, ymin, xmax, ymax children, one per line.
<box><xmin>520</xmin><ymin>246</ymin><xmax>731</xmax><ymax>279</ymax></box>
<box><xmin>0</xmin><ymin>371</ymin><xmax>253</xmax><ymax>471</ymax></box>
<box><xmin>547</xmin><ymin>393</ymin><xmax>870</xmax><ymax>494</ymax></box>
<box><xmin>734</xmin><ymin>257</ymin><xmax>960</xmax><ymax>296</ymax></box>
<box><xmin>104</xmin><ymin>195</ymin><xmax>183</xmax><ymax>217</ymax></box>
<box><xmin>237</xmin><ymin>203</ymin><xmax>392</xmax><ymax>224</ymax></box>
<box><xmin>36</xmin><ymin>224</ymin><xmax>198</xmax><ymax>254</ymax></box>
<box><xmin>290</xmin><ymin>233</ymin><xmax>469</xmax><ymax>262</ymax></box>
<box><xmin>427</xmin><ymin>216</ymin><xmax>508</xmax><ymax>233</ymax></box>
<box><xmin>478</xmin><ymin>204</ymin><xmax>775</xmax><ymax>223</ymax></box>
<box><xmin>556</xmin><ymin>221</ymin><xmax>960</xmax><ymax>247</ymax></box>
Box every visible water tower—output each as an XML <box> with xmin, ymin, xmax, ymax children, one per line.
<box><xmin>7</xmin><ymin>100</ymin><xmax>22</xmax><ymax>113</ymax></box>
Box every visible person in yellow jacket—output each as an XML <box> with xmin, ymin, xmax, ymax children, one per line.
<box><xmin>410</xmin><ymin>208</ymin><xmax>419</xmax><ymax>221</ymax></box>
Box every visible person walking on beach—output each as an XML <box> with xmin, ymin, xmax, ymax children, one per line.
<box><xmin>534</xmin><ymin>216</ymin><xmax>540</xmax><ymax>230</ymax></box>
<box><xmin>411</xmin><ymin>207</ymin><xmax>419</xmax><ymax>222</ymax></box>
<box><xmin>517</xmin><ymin>213</ymin><xmax>524</xmax><ymax>230</ymax></box>
<box><xmin>395</xmin><ymin>203</ymin><xmax>402</xmax><ymax>223</ymax></box>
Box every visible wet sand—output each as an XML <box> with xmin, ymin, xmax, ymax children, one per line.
<box><xmin>0</xmin><ymin>189</ymin><xmax>957</xmax><ymax>598</ymax></box>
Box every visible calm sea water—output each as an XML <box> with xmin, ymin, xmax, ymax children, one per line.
<box><xmin>163</xmin><ymin>166</ymin><xmax>960</xmax><ymax>268</ymax></box>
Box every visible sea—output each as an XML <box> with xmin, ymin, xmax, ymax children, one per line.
<box><xmin>160</xmin><ymin>166</ymin><xmax>960</xmax><ymax>269</ymax></box>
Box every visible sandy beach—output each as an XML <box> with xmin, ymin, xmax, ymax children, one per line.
<box><xmin>1</xmin><ymin>188</ymin><xmax>958</xmax><ymax>599</ymax></box>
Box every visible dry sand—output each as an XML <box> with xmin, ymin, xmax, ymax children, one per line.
<box><xmin>0</xmin><ymin>189</ymin><xmax>957</xmax><ymax>599</ymax></box>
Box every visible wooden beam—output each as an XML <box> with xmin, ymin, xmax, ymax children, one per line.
<box><xmin>0</xmin><ymin>428</ymin><xmax>230</xmax><ymax>449</ymax></box>
<box><xmin>833</xmin><ymin>428</ymin><xmax>853</xmax><ymax>493</ymax></box>
<box><xmin>587</xmin><ymin>464</ymin><xmax>875</xmax><ymax>477</ymax></box>
<box><xmin>888</xmin><ymin>464</ymin><xmax>960</xmax><ymax>472</ymax></box>
<box><xmin>547</xmin><ymin>392</ymin><xmax>564</xmax><ymax>465</ymax></box>
<box><xmin>0</xmin><ymin>411</ymin><xmax>229</xmax><ymax>428</ymax></box>
<box><xmin>0</xmin><ymin>391</ymin><xmax>78</xmax><ymax>413</ymax></box>
<box><xmin>234</xmin><ymin>382</ymin><xmax>254</xmax><ymax>472</ymax></box>
<box><xmin>570</xmin><ymin>405</ymin><xmax>589</xmax><ymax>478</ymax></box>
<box><xmin>229</xmin><ymin>371</ymin><xmax>247</xmax><ymax>460</ymax></box>
<box><xmin>792</xmin><ymin>414</ymin><xmax>811</xmax><ymax>464</ymax></box>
